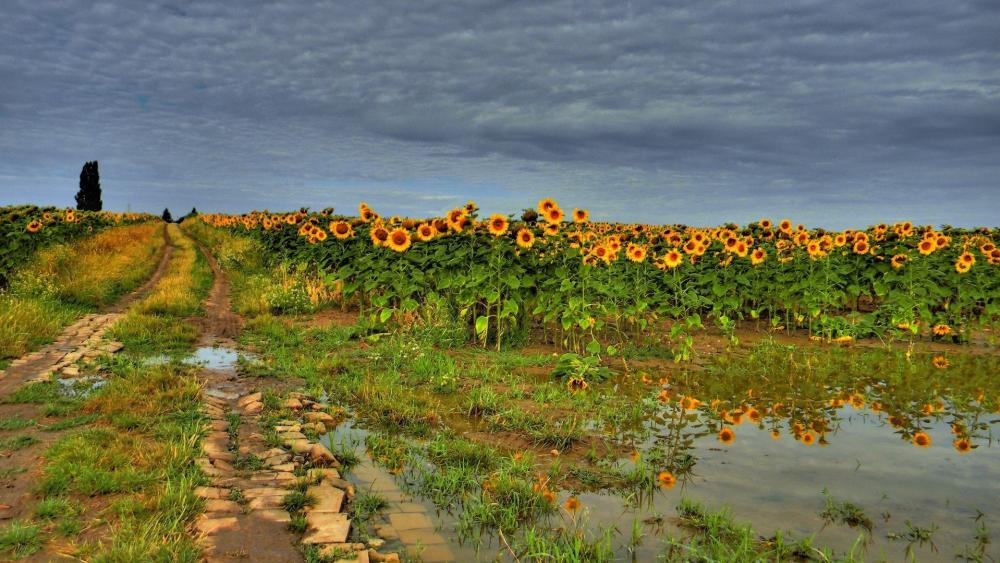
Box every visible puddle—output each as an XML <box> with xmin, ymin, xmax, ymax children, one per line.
<box><xmin>143</xmin><ymin>346</ymin><xmax>253</xmax><ymax>370</ymax></box>
<box><xmin>57</xmin><ymin>375</ymin><xmax>107</xmax><ymax>397</ymax></box>
<box><xmin>320</xmin><ymin>343</ymin><xmax>1000</xmax><ymax>561</ymax></box>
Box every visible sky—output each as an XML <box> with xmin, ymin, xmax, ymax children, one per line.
<box><xmin>1</xmin><ymin>0</ymin><xmax>998</xmax><ymax>228</ymax></box>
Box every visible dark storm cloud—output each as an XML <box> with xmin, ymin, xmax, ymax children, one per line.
<box><xmin>1</xmin><ymin>0</ymin><xmax>998</xmax><ymax>227</ymax></box>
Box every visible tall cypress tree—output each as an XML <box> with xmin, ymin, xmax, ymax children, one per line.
<box><xmin>162</xmin><ymin>208</ymin><xmax>173</xmax><ymax>223</ymax></box>
<box><xmin>75</xmin><ymin>161</ymin><xmax>102</xmax><ymax>211</ymax></box>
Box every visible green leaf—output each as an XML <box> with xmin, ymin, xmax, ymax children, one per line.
<box><xmin>475</xmin><ymin>316</ymin><xmax>489</xmax><ymax>340</ymax></box>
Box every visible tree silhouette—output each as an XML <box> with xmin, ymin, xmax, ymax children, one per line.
<box><xmin>162</xmin><ymin>208</ymin><xmax>173</xmax><ymax>223</ymax></box>
<box><xmin>75</xmin><ymin>161</ymin><xmax>102</xmax><ymax>211</ymax></box>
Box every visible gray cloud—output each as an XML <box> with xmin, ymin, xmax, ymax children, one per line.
<box><xmin>1</xmin><ymin>0</ymin><xmax>998</xmax><ymax>228</ymax></box>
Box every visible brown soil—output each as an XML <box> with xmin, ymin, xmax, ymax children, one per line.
<box><xmin>303</xmin><ymin>308</ymin><xmax>360</xmax><ymax>329</ymax></box>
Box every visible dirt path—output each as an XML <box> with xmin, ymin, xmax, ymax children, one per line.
<box><xmin>0</xmin><ymin>225</ymin><xmax>174</xmax><ymax>523</ymax></box>
<box><xmin>187</xmin><ymin>237</ymin><xmax>307</xmax><ymax>563</ymax></box>
<box><xmin>0</xmin><ymin>225</ymin><xmax>174</xmax><ymax>396</ymax></box>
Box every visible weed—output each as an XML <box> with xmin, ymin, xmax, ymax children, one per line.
<box><xmin>820</xmin><ymin>488</ymin><xmax>874</xmax><ymax>531</ymax></box>
<box><xmin>0</xmin><ymin>520</ymin><xmax>42</xmax><ymax>559</ymax></box>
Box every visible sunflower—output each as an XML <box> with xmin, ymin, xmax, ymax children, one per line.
<box><xmin>626</xmin><ymin>243</ymin><xmax>647</xmax><ymax>262</ymax></box>
<box><xmin>852</xmin><ymin>240</ymin><xmax>869</xmax><ymax>254</ymax></box>
<box><xmin>662</xmin><ymin>249</ymin><xmax>683</xmax><ymax>269</ymax></box>
<box><xmin>370</xmin><ymin>225</ymin><xmax>390</xmax><ymax>247</ymax></box>
<box><xmin>386</xmin><ymin>228</ymin><xmax>412</xmax><ymax>252</ymax></box>
<box><xmin>750</xmin><ymin>248</ymin><xmax>766</xmax><ymax>265</ymax></box>
<box><xmin>959</xmin><ymin>251</ymin><xmax>975</xmax><ymax>265</ymax></box>
<box><xmin>955</xmin><ymin>260</ymin><xmax>971</xmax><ymax>274</ymax></box>
<box><xmin>26</xmin><ymin>219</ymin><xmax>43</xmax><ymax>233</ymax></box>
<box><xmin>330</xmin><ymin>221</ymin><xmax>354</xmax><ymax>239</ymax></box>
<box><xmin>759</xmin><ymin>219</ymin><xmax>772</xmax><ymax>230</ymax></box>
<box><xmin>657</xmin><ymin>471</ymin><xmax>677</xmax><ymax>490</ymax></box>
<box><xmin>912</xmin><ymin>431</ymin><xmax>932</xmax><ymax>448</ymax></box>
<box><xmin>486</xmin><ymin>214</ymin><xmax>509</xmax><ymax>236</ymax></box>
<box><xmin>918</xmin><ymin>239</ymin><xmax>936</xmax><ymax>255</ymax></box>
<box><xmin>410</xmin><ymin>223</ymin><xmax>432</xmax><ymax>242</ymax></box>
<box><xmin>931</xmin><ymin>355</ymin><xmax>949</xmax><ymax>369</ymax></box>
<box><xmin>779</xmin><ymin>219</ymin><xmax>792</xmax><ymax>233</ymax></box>
<box><xmin>573</xmin><ymin>208</ymin><xmax>589</xmax><ymax>223</ymax></box>
<box><xmin>891</xmin><ymin>254</ymin><xmax>908</xmax><ymax>269</ymax></box>
<box><xmin>566</xmin><ymin>377</ymin><xmax>588</xmax><ymax>392</ymax></box>
<box><xmin>563</xmin><ymin>495</ymin><xmax>581</xmax><ymax>513</ymax></box>
<box><xmin>538</xmin><ymin>198</ymin><xmax>558</xmax><ymax>213</ymax></box>
<box><xmin>64</xmin><ymin>210</ymin><xmax>77</xmax><ymax>223</ymax></box>
<box><xmin>544</xmin><ymin>206</ymin><xmax>565</xmax><ymax>224</ymax></box>
<box><xmin>932</xmin><ymin>323</ymin><xmax>952</xmax><ymax>336</ymax></box>
<box><xmin>590</xmin><ymin>244</ymin><xmax>612</xmax><ymax>264</ymax></box>
<box><xmin>544</xmin><ymin>223</ymin><xmax>560</xmax><ymax>236</ymax></box>
<box><xmin>718</xmin><ymin>427</ymin><xmax>735</xmax><ymax>445</ymax></box>
<box><xmin>953</xmin><ymin>438</ymin><xmax>971</xmax><ymax>454</ymax></box>
<box><xmin>516</xmin><ymin>228</ymin><xmax>535</xmax><ymax>249</ymax></box>
<box><xmin>801</xmin><ymin>431</ymin><xmax>816</xmax><ymax>446</ymax></box>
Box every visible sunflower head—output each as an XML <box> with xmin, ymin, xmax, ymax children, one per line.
<box><xmin>330</xmin><ymin>221</ymin><xmax>354</xmax><ymax>239</ymax></box>
<box><xmin>486</xmin><ymin>214</ymin><xmax>509</xmax><ymax>236</ymax></box>
<box><xmin>370</xmin><ymin>225</ymin><xmax>390</xmax><ymax>247</ymax></box>
<box><xmin>516</xmin><ymin>228</ymin><xmax>535</xmax><ymax>249</ymax></box>
<box><xmin>26</xmin><ymin>219</ymin><xmax>43</xmax><ymax>233</ymax></box>
<box><xmin>626</xmin><ymin>243</ymin><xmax>647</xmax><ymax>262</ymax></box>
<box><xmin>537</xmin><ymin>198</ymin><xmax>558</xmax><ymax>213</ymax></box>
<box><xmin>573</xmin><ymin>208</ymin><xmax>589</xmax><ymax>223</ymax></box>
<box><xmin>416</xmin><ymin>223</ymin><xmax>435</xmax><ymax>242</ymax></box>
<box><xmin>544</xmin><ymin>207</ymin><xmax>565</xmax><ymax>224</ymax></box>
<box><xmin>386</xmin><ymin>227</ymin><xmax>412</xmax><ymax>252</ymax></box>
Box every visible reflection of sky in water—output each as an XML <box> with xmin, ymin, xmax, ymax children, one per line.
<box><xmin>143</xmin><ymin>346</ymin><xmax>249</xmax><ymax>370</ymax></box>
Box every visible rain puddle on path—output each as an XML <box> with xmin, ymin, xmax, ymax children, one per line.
<box><xmin>144</xmin><ymin>346</ymin><xmax>253</xmax><ymax>370</ymax></box>
<box><xmin>323</xmin><ymin>420</ymin><xmax>486</xmax><ymax>562</ymax></box>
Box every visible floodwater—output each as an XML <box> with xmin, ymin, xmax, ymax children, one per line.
<box><xmin>326</xmin><ymin>342</ymin><xmax>1000</xmax><ymax>561</ymax></box>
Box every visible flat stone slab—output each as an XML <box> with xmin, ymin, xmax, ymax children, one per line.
<box><xmin>387</xmin><ymin>512</ymin><xmax>434</xmax><ymax>532</ymax></box>
<box><xmin>307</xmin><ymin>483</ymin><xmax>345</xmax><ymax>513</ymax></box>
<box><xmin>303</xmin><ymin>512</ymin><xmax>351</xmax><ymax>544</ymax></box>
<box><xmin>255</xmin><ymin>509</ymin><xmax>291</xmax><ymax>523</ymax></box>
<box><xmin>397</xmin><ymin>528</ymin><xmax>446</xmax><ymax>545</ymax></box>
<box><xmin>204</xmin><ymin>499</ymin><xmax>242</xmax><ymax>513</ymax></box>
<box><xmin>195</xmin><ymin>516</ymin><xmax>239</xmax><ymax>535</ymax></box>
<box><xmin>195</xmin><ymin>486</ymin><xmax>227</xmax><ymax>499</ymax></box>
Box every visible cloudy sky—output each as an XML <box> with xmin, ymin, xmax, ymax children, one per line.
<box><xmin>1</xmin><ymin>1</ymin><xmax>998</xmax><ymax>227</ymax></box>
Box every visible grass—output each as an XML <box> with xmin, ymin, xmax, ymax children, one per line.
<box><xmin>0</xmin><ymin>435</ymin><xmax>39</xmax><ymax>453</ymax></box>
<box><xmin>134</xmin><ymin>224</ymin><xmax>212</xmax><ymax>317</ymax></box>
<box><xmin>666</xmin><ymin>499</ymin><xmax>866</xmax><ymax>562</ymax></box>
<box><xmin>517</xmin><ymin>524</ymin><xmax>615</xmax><ymax>562</ymax></box>
<box><xmin>30</xmin><ymin>358</ymin><xmax>206</xmax><ymax>560</ymax></box>
<box><xmin>820</xmin><ymin>488</ymin><xmax>874</xmax><ymax>531</ymax></box>
<box><xmin>0</xmin><ymin>222</ymin><xmax>164</xmax><ymax>363</ymax></box>
<box><xmin>0</xmin><ymin>521</ymin><xmax>42</xmax><ymax>559</ymax></box>
<box><xmin>107</xmin><ymin>225</ymin><xmax>211</xmax><ymax>357</ymax></box>
<box><xmin>0</xmin><ymin>416</ymin><xmax>36</xmax><ymax>430</ymax></box>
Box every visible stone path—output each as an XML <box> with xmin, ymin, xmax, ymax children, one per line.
<box><xmin>190</xmin><ymin>236</ymin><xmax>399</xmax><ymax>562</ymax></box>
<box><xmin>0</xmin><ymin>229</ymin><xmax>173</xmax><ymax>396</ymax></box>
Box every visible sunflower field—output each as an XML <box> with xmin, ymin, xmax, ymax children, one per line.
<box><xmin>194</xmin><ymin>200</ymin><xmax>1000</xmax><ymax>352</ymax></box>
<box><xmin>0</xmin><ymin>205</ymin><xmax>154</xmax><ymax>286</ymax></box>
